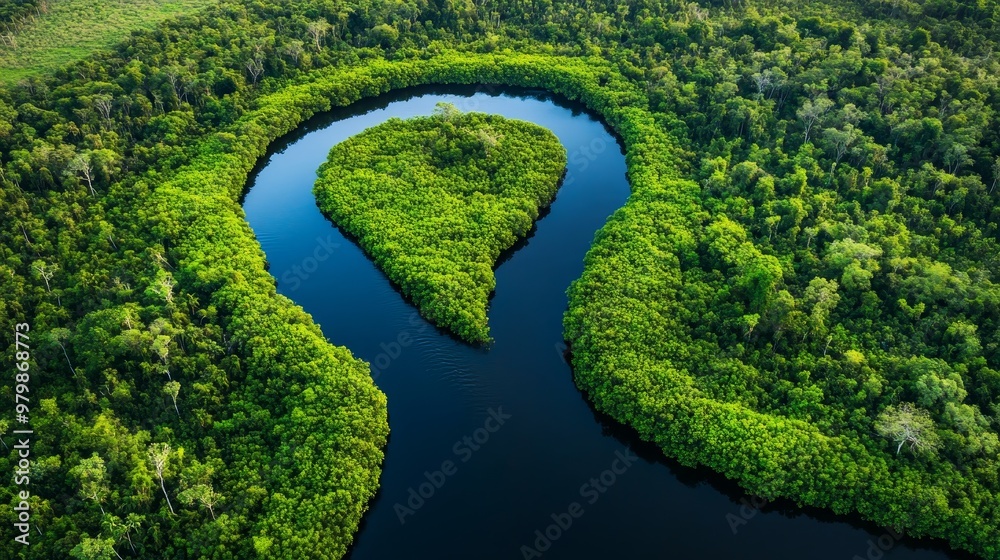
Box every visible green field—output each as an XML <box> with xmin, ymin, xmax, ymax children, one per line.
<box><xmin>0</xmin><ymin>0</ymin><xmax>215</xmax><ymax>83</ymax></box>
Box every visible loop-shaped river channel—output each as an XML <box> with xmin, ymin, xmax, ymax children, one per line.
<box><xmin>242</xmin><ymin>86</ymin><xmax>964</xmax><ymax>559</ymax></box>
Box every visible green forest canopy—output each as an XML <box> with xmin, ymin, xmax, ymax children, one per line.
<box><xmin>314</xmin><ymin>104</ymin><xmax>567</xmax><ymax>344</ymax></box>
<box><xmin>0</xmin><ymin>0</ymin><xmax>998</xmax><ymax>558</ymax></box>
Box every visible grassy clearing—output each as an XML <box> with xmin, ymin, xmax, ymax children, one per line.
<box><xmin>0</xmin><ymin>0</ymin><xmax>216</xmax><ymax>83</ymax></box>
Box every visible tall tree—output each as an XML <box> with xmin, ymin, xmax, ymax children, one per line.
<box><xmin>875</xmin><ymin>403</ymin><xmax>941</xmax><ymax>456</ymax></box>
<box><xmin>147</xmin><ymin>443</ymin><xmax>176</xmax><ymax>515</ymax></box>
<box><xmin>163</xmin><ymin>381</ymin><xmax>181</xmax><ymax>417</ymax></box>
<box><xmin>69</xmin><ymin>454</ymin><xmax>110</xmax><ymax>514</ymax></box>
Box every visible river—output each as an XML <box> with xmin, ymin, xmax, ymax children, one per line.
<box><xmin>241</xmin><ymin>86</ymin><xmax>967</xmax><ymax>560</ymax></box>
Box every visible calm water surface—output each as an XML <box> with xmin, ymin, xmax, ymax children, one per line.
<box><xmin>242</xmin><ymin>86</ymin><xmax>967</xmax><ymax>560</ymax></box>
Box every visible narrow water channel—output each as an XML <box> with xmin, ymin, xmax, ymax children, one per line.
<box><xmin>241</xmin><ymin>86</ymin><xmax>967</xmax><ymax>559</ymax></box>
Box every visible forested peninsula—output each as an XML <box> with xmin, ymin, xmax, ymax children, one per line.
<box><xmin>314</xmin><ymin>105</ymin><xmax>566</xmax><ymax>343</ymax></box>
<box><xmin>1</xmin><ymin>0</ymin><xmax>999</xmax><ymax>558</ymax></box>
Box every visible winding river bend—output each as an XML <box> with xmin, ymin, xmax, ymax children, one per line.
<box><xmin>242</xmin><ymin>87</ymin><xmax>966</xmax><ymax>560</ymax></box>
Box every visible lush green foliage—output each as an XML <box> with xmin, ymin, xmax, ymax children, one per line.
<box><xmin>1</xmin><ymin>0</ymin><xmax>41</xmax><ymax>26</ymax></box>
<box><xmin>0</xmin><ymin>0</ymin><xmax>218</xmax><ymax>84</ymax></box>
<box><xmin>1</xmin><ymin>0</ymin><xmax>999</xmax><ymax>558</ymax></box>
<box><xmin>314</xmin><ymin>106</ymin><xmax>566</xmax><ymax>343</ymax></box>
<box><xmin>562</xmin><ymin>6</ymin><xmax>1000</xmax><ymax>560</ymax></box>
<box><xmin>0</xmin><ymin>20</ymin><xmax>648</xmax><ymax>554</ymax></box>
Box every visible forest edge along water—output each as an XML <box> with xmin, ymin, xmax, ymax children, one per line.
<box><xmin>241</xmin><ymin>86</ymin><xmax>970</xmax><ymax>560</ymax></box>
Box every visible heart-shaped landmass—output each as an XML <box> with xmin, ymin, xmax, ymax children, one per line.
<box><xmin>314</xmin><ymin>103</ymin><xmax>567</xmax><ymax>343</ymax></box>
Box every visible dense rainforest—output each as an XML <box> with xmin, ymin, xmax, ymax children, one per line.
<box><xmin>0</xmin><ymin>0</ymin><xmax>998</xmax><ymax>558</ymax></box>
<box><xmin>314</xmin><ymin>104</ymin><xmax>566</xmax><ymax>343</ymax></box>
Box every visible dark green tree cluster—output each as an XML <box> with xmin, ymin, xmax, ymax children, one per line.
<box><xmin>314</xmin><ymin>104</ymin><xmax>566</xmax><ymax>343</ymax></box>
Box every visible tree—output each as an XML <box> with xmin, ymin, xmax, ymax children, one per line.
<box><xmin>161</xmin><ymin>65</ymin><xmax>186</xmax><ymax>104</ymax></box>
<box><xmin>765</xmin><ymin>215</ymin><xmax>780</xmax><ymax>241</ymax></box>
<box><xmin>66</xmin><ymin>152</ymin><xmax>97</xmax><ymax>195</ymax></box>
<box><xmin>824</xmin><ymin>239</ymin><xmax>882</xmax><ymax>290</ymax></box>
<box><xmin>822</xmin><ymin>124</ymin><xmax>859</xmax><ymax>165</ymax></box>
<box><xmin>163</xmin><ymin>381</ymin><xmax>181</xmax><ymax>417</ymax></box>
<box><xmin>750</xmin><ymin>69</ymin><xmax>778</xmax><ymax>100</ymax></box>
<box><xmin>591</xmin><ymin>12</ymin><xmax>612</xmax><ymax>34</ymax></box>
<box><xmin>70</xmin><ymin>536</ymin><xmax>121</xmax><ymax>560</ymax></box>
<box><xmin>990</xmin><ymin>156</ymin><xmax>999</xmax><ymax>195</ymax></box>
<box><xmin>177</xmin><ymin>483</ymin><xmax>221</xmax><ymax>520</ymax></box>
<box><xmin>149</xmin><ymin>318</ymin><xmax>174</xmax><ymax>379</ymax></box>
<box><xmin>943</xmin><ymin>141</ymin><xmax>969</xmax><ymax>174</ymax></box>
<box><xmin>741</xmin><ymin>313</ymin><xmax>760</xmax><ymax>340</ymax></box>
<box><xmin>944</xmin><ymin>321</ymin><xmax>982</xmax><ymax>361</ymax></box>
<box><xmin>32</xmin><ymin>260</ymin><xmax>56</xmax><ymax>292</ymax></box>
<box><xmin>122</xmin><ymin>514</ymin><xmax>142</xmax><ymax>552</ymax></box>
<box><xmin>102</xmin><ymin>514</ymin><xmax>141</xmax><ymax>554</ymax></box>
<box><xmin>474</xmin><ymin>127</ymin><xmax>502</xmax><ymax>157</ymax></box>
<box><xmin>48</xmin><ymin>327</ymin><xmax>78</xmax><ymax>378</ymax></box>
<box><xmin>151</xmin><ymin>335</ymin><xmax>171</xmax><ymax>380</ymax></box>
<box><xmin>159</xmin><ymin>274</ymin><xmax>175</xmax><ymax>304</ymax></box>
<box><xmin>803</xmin><ymin>277</ymin><xmax>840</xmax><ymax>336</ymax></box>
<box><xmin>147</xmin><ymin>443</ymin><xmax>176</xmax><ymax>515</ymax></box>
<box><xmin>70</xmin><ymin>454</ymin><xmax>109</xmax><ymax>514</ymax></box>
<box><xmin>245</xmin><ymin>56</ymin><xmax>264</xmax><ymax>85</ymax></box>
<box><xmin>306</xmin><ymin>19</ymin><xmax>331</xmax><ymax>51</ymax></box>
<box><xmin>370</xmin><ymin>23</ymin><xmax>399</xmax><ymax>47</ymax></box>
<box><xmin>797</xmin><ymin>96</ymin><xmax>834</xmax><ymax>143</ymax></box>
<box><xmin>432</xmin><ymin>102</ymin><xmax>461</xmax><ymax>121</ymax></box>
<box><xmin>178</xmin><ymin>459</ymin><xmax>221</xmax><ymax>519</ymax></box>
<box><xmin>281</xmin><ymin>40</ymin><xmax>305</xmax><ymax>65</ymax></box>
<box><xmin>912</xmin><ymin>360</ymin><xmax>966</xmax><ymax>409</ymax></box>
<box><xmin>92</xmin><ymin>94</ymin><xmax>114</xmax><ymax>124</ymax></box>
<box><xmin>875</xmin><ymin>403</ymin><xmax>940</xmax><ymax>456</ymax></box>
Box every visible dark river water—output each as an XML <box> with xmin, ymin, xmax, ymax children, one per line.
<box><xmin>241</xmin><ymin>86</ymin><xmax>967</xmax><ymax>560</ymax></box>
